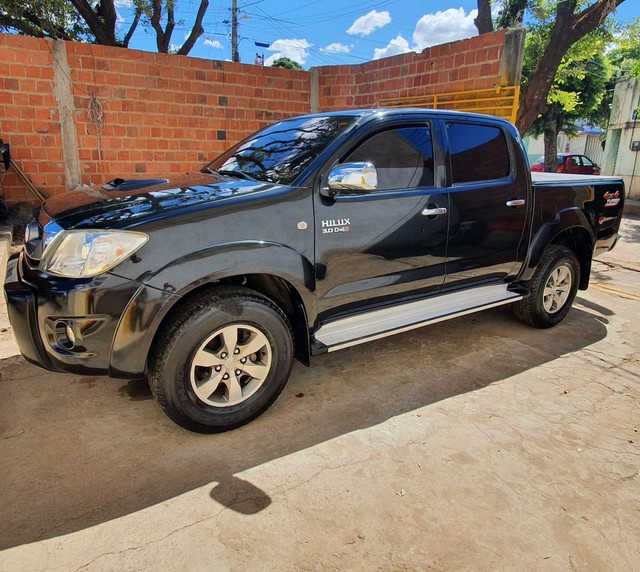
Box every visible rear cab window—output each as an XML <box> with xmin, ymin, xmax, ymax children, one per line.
<box><xmin>445</xmin><ymin>122</ymin><xmax>511</xmax><ymax>184</ymax></box>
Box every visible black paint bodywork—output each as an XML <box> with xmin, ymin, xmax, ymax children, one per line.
<box><xmin>4</xmin><ymin>109</ymin><xmax>625</xmax><ymax>379</ymax></box>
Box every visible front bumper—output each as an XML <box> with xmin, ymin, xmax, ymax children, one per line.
<box><xmin>4</xmin><ymin>252</ymin><xmax>150</xmax><ymax>377</ymax></box>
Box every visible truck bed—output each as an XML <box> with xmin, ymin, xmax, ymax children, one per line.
<box><xmin>531</xmin><ymin>172</ymin><xmax>623</xmax><ymax>185</ymax></box>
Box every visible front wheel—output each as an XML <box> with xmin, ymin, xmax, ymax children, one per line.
<box><xmin>513</xmin><ymin>245</ymin><xmax>580</xmax><ymax>328</ymax></box>
<box><xmin>149</xmin><ymin>287</ymin><xmax>294</xmax><ymax>433</ymax></box>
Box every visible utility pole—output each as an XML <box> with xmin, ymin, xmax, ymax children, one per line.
<box><xmin>231</xmin><ymin>0</ymin><xmax>239</xmax><ymax>62</ymax></box>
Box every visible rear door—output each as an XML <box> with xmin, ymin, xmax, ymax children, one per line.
<box><xmin>313</xmin><ymin>120</ymin><xmax>449</xmax><ymax>320</ymax></box>
<box><xmin>442</xmin><ymin>120</ymin><xmax>529</xmax><ymax>290</ymax></box>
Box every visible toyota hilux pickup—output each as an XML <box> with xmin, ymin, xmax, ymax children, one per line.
<box><xmin>4</xmin><ymin>109</ymin><xmax>625</xmax><ymax>433</ymax></box>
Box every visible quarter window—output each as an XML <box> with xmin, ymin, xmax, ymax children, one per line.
<box><xmin>345</xmin><ymin>126</ymin><xmax>434</xmax><ymax>190</ymax></box>
<box><xmin>447</xmin><ymin>122</ymin><xmax>510</xmax><ymax>184</ymax></box>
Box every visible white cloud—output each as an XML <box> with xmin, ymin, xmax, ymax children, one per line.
<box><xmin>203</xmin><ymin>37</ymin><xmax>223</xmax><ymax>49</ymax></box>
<box><xmin>373</xmin><ymin>34</ymin><xmax>413</xmax><ymax>60</ymax></box>
<box><xmin>113</xmin><ymin>0</ymin><xmax>132</xmax><ymax>7</ymax></box>
<box><xmin>347</xmin><ymin>10</ymin><xmax>391</xmax><ymax>37</ymax></box>
<box><xmin>264</xmin><ymin>38</ymin><xmax>311</xmax><ymax>66</ymax></box>
<box><xmin>412</xmin><ymin>8</ymin><xmax>478</xmax><ymax>50</ymax></box>
<box><xmin>322</xmin><ymin>42</ymin><xmax>352</xmax><ymax>54</ymax></box>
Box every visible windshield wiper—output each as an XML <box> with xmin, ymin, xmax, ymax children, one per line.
<box><xmin>217</xmin><ymin>170</ymin><xmax>259</xmax><ymax>182</ymax></box>
<box><xmin>201</xmin><ymin>167</ymin><xmax>258</xmax><ymax>182</ymax></box>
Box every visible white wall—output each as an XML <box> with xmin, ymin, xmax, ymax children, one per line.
<box><xmin>603</xmin><ymin>76</ymin><xmax>640</xmax><ymax>199</ymax></box>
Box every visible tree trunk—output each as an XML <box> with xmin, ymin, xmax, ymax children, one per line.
<box><xmin>69</xmin><ymin>0</ymin><xmax>117</xmax><ymax>45</ymax></box>
<box><xmin>123</xmin><ymin>8</ymin><xmax>141</xmax><ymax>48</ymax></box>
<box><xmin>177</xmin><ymin>0</ymin><xmax>209</xmax><ymax>56</ymax></box>
<box><xmin>515</xmin><ymin>0</ymin><xmax>626</xmax><ymax>135</ymax></box>
<box><xmin>474</xmin><ymin>0</ymin><xmax>493</xmax><ymax>34</ymax></box>
<box><xmin>496</xmin><ymin>0</ymin><xmax>527</xmax><ymax>28</ymax></box>
<box><xmin>543</xmin><ymin>128</ymin><xmax>559</xmax><ymax>173</ymax></box>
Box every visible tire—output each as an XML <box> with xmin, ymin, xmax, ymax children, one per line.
<box><xmin>149</xmin><ymin>286</ymin><xmax>294</xmax><ymax>433</ymax></box>
<box><xmin>513</xmin><ymin>245</ymin><xmax>580</xmax><ymax>329</ymax></box>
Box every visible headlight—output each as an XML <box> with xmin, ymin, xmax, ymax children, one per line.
<box><xmin>41</xmin><ymin>230</ymin><xmax>148</xmax><ymax>278</ymax></box>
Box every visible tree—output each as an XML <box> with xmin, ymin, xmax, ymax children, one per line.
<box><xmin>140</xmin><ymin>0</ymin><xmax>209</xmax><ymax>55</ymax></box>
<box><xmin>0</xmin><ymin>0</ymin><xmax>92</xmax><ymax>41</ymax></box>
<box><xmin>270</xmin><ymin>57</ymin><xmax>303</xmax><ymax>70</ymax></box>
<box><xmin>0</xmin><ymin>0</ymin><xmax>209</xmax><ymax>55</ymax></box>
<box><xmin>608</xmin><ymin>17</ymin><xmax>640</xmax><ymax>77</ymax></box>
<box><xmin>474</xmin><ymin>0</ymin><xmax>627</xmax><ymax>135</ymax></box>
<box><xmin>589</xmin><ymin>18</ymin><xmax>640</xmax><ymax>128</ymax></box>
<box><xmin>525</xmin><ymin>31</ymin><xmax>611</xmax><ymax>171</ymax></box>
<box><xmin>474</xmin><ymin>0</ymin><xmax>494</xmax><ymax>35</ymax></box>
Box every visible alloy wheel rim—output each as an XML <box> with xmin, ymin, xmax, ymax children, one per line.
<box><xmin>189</xmin><ymin>324</ymin><xmax>272</xmax><ymax>407</ymax></box>
<box><xmin>542</xmin><ymin>264</ymin><xmax>572</xmax><ymax>314</ymax></box>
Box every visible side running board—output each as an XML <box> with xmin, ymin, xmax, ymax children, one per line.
<box><xmin>314</xmin><ymin>284</ymin><xmax>522</xmax><ymax>352</ymax></box>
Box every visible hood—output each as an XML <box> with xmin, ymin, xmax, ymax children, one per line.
<box><xmin>42</xmin><ymin>172</ymin><xmax>287</xmax><ymax>229</ymax></box>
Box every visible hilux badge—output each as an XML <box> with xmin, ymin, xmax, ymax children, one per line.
<box><xmin>321</xmin><ymin>218</ymin><xmax>351</xmax><ymax>234</ymax></box>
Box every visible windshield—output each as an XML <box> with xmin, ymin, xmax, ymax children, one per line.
<box><xmin>204</xmin><ymin>115</ymin><xmax>357</xmax><ymax>185</ymax></box>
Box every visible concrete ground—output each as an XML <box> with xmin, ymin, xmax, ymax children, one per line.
<box><xmin>0</xmin><ymin>220</ymin><xmax>639</xmax><ymax>572</ymax></box>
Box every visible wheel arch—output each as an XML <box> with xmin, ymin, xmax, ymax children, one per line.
<box><xmin>517</xmin><ymin>208</ymin><xmax>595</xmax><ymax>290</ymax></box>
<box><xmin>146</xmin><ymin>272</ymin><xmax>313</xmax><ymax>374</ymax></box>
<box><xmin>109</xmin><ymin>243</ymin><xmax>316</xmax><ymax>377</ymax></box>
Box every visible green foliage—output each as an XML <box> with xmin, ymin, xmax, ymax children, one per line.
<box><xmin>0</xmin><ymin>0</ymin><xmax>92</xmax><ymax>41</ymax></box>
<box><xmin>590</xmin><ymin>17</ymin><xmax>640</xmax><ymax>126</ymax></box>
<box><xmin>496</xmin><ymin>0</ymin><xmax>528</xmax><ymax>28</ymax></box>
<box><xmin>270</xmin><ymin>57</ymin><xmax>303</xmax><ymax>70</ymax></box>
<box><xmin>608</xmin><ymin>17</ymin><xmax>640</xmax><ymax>77</ymax></box>
<box><xmin>522</xmin><ymin>13</ymin><xmax>613</xmax><ymax>136</ymax></box>
<box><xmin>0</xmin><ymin>0</ymin><xmax>207</xmax><ymax>55</ymax></box>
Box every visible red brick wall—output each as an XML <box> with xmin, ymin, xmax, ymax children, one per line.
<box><xmin>317</xmin><ymin>30</ymin><xmax>508</xmax><ymax>110</ymax></box>
<box><xmin>0</xmin><ymin>36</ymin><xmax>65</xmax><ymax>199</ymax></box>
<box><xmin>0</xmin><ymin>30</ymin><xmax>510</xmax><ymax>203</ymax></box>
<box><xmin>0</xmin><ymin>35</ymin><xmax>309</xmax><ymax>202</ymax></box>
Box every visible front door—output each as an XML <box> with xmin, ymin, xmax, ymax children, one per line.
<box><xmin>314</xmin><ymin>123</ymin><xmax>449</xmax><ymax>322</ymax></box>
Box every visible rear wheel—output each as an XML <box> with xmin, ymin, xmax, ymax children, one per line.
<box><xmin>513</xmin><ymin>245</ymin><xmax>580</xmax><ymax>328</ymax></box>
<box><xmin>149</xmin><ymin>287</ymin><xmax>293</xmax><ymax>433</ymax></box>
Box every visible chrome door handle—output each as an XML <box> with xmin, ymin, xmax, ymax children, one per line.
<box><xmin>422</xmin><ymin>207</ymin><xmax>447</xmax><ymax>216</ymax></box>
<box><xmin>506</xmin><ymin>199</ymin><xmax>526</xmax><ymax>207</ymax></box>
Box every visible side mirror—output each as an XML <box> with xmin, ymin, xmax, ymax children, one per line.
<box><xmin>327</xmin><ymin>162</ymin><xmax>377</xmax><ymax>193</ymax></box>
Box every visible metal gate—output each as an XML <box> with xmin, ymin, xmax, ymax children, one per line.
<box><xmin>374</xmin><ymin>85</ymin><xmax>520</xmax><ymax>124</ymax></box>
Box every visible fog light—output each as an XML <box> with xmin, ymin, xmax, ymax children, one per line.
<box><xmin>54</xmin><ymin>321</ymin><xmax>76</xmax><ymax>349</ymax></box>
<box><xmin>65</xmin><ymin>324</ymin><xmax>76</xmax><ymax>346</ymax></box>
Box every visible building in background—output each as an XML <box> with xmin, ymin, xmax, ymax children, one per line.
<box><xmin>602</xmin><ymin>75</ymin><xmax>640</xmax><ymax>199</ymax></box>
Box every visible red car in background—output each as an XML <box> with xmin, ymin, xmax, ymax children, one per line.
<box><xmin>530</xmin><ymin>153</ymin><xmax>601</xmax><ymax>175</ymax></box>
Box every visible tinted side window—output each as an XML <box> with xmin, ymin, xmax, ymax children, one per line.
<box><xmin>346</xmin><ymin>126</ymin><xmax>434</xmax><ymax>190</ymax></box>
<box><xmin>447</xmin><ymin>122</ymin><xmax>510</xmax><ymax>184</ymax></box>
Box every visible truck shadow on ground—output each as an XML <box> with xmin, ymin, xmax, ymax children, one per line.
<box><xmin>0</xmin><ymin>304</ymin><xmax>609</xmax><ymax>550</ymax></box>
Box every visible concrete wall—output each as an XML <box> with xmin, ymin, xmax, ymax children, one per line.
<box><xmin>0</xmin><ymin>29</ymin><xmax>516</xmax><ymax>203</ymax></box>
<box><xmin>603</xmin><ymin>76</ymin><xmax>640</xmax><ymax>199</ymax></box>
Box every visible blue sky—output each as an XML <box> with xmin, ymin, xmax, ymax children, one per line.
<box><xmin>118</xmin><ymin>1</ymin><xmax>640</xmax><ymax>68</ymax></box>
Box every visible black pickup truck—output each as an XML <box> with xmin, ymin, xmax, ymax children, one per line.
<box><xmin>4</xmin><ymin>109</ymin><xmax>624</xmax><ymax>433</ymax></box>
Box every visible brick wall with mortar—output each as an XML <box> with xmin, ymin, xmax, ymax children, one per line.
<box><xmin>315</xmin><ymin>30</ymin><xmax>509</xmax><ymax>110</ymax></box>
<box><xmin>0</xmin><ymin>29</ymin><xmax>516</xmax><ymax>204</ymax></box>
